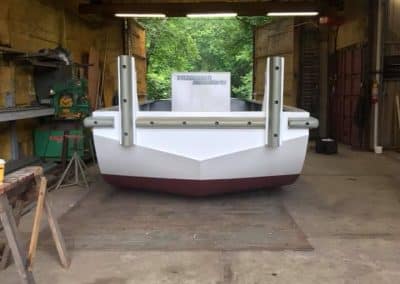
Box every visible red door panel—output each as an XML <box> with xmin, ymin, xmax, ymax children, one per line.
<box><xmin>330</xmin><ymin>45</ymin><xmax>365</xmax><ymax>147</ymax></box>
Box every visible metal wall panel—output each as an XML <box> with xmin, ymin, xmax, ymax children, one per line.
<box><xmin>298</xmin><ymin>25</ymin><xmax>319</xmax><ymax>138</ymax></box>
<box><xmin>330</xmin><ymin>45</ymin><xmax>366</xmax><ymax>147</ymax></box>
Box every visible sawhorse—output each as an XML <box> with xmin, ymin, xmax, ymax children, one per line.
<box><xmin>0</xmin><ymin>166</ymin><xmax>70</xmax><ymax>284</ymax></box>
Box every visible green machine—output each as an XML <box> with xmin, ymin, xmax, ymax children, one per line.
<box><xmin>34</xmin><ymin>79</ymin><xmax>91</xmax><ymax>161</ymax></box>
<box><xmin>50</xmin><ymin>79</ymin><xmax>91</xmax><ymax>120</ymax></box>
<box><xmin>34</xmin><ymin>125</ymin><xmax>87</xmax><ymax>161</ymax></box>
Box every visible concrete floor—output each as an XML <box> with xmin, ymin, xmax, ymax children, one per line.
<box><xmin>1</xmin><ymin>145</ymin><xmax>400</xmax><ymax>283</ymax></box>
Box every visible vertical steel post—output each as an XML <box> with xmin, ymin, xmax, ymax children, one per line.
<box><xmin>265</xmin><ymin>57</ymin><xmax>284</xmax><ymax>148</ymax></box>
<box><xmin>372</xmin><ymin>0</ymin><xmax>385</xmax><ymax>153</ymax></box>
<box><xmin>118</xmin><ymin>55</ymin><xmax>137</xmax><ymax>147</ymax></box>
<box><xmin>319</xmin><ymin>28</ymin><xmax>329</xmax><ymax>138</ymax></box>
<box><xmin>123</xmin><ymin>19</ymin><xmax>132</xmax><ymax>56</ymax></box>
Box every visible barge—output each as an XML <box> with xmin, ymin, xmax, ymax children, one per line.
<box><xmin>84</xmin><ymin>55</ymin><xmax>318</xmax><ymax>196</ymax></box>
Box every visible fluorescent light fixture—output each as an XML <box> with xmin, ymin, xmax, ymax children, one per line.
<box><xmin>114</xmin><ymin>13</ymin><xmax>166</xmax><ymax>18</ymax></box>
<box><xmin>187</xmin><ymin>13</ymin><xmax>238</xmax><ymax>18</ymax></box>
<box><xmin>267</xmin><ymin>12</ymin><xmax>319</xmax><ymax>17</ymax></box>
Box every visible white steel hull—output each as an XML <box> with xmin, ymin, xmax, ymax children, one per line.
<box><xmin>91</xmin><ymin>110</ymin><xmax>310</xmax><ymax>196</ymax></box>
<box><xmin>86</xmin><ymin>55</ymin><xmax>317</xmax><ymax>196</ymax></box>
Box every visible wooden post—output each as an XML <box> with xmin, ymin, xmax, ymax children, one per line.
<box><xmin>28</xmin><ymin>175</ymin><xmax>71</xmax><ymax>269</ymax></box>
<box><xmin>0</xmin><ymin>199</ymin><xmax>24</xmax><ymax>269</ymax></box>
<box><xmin>44</xmin><ymin>198</ymin><xmax>71</xmax><ymax>268</ymax></box>
<box><xmin>27</xmin><ymin>176</ymin><xmax>47</xmax><ymax>270</ymax></box>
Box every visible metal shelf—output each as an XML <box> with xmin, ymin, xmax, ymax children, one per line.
<box><xmin>0</xmin><ymin>46</ymin><xmax>67</xmax><ymax>68</ymax></box>
<box><xmin>0</xmin><ymin>46</ymin><xmax>25</xmax><ymax>55</ymax></box>
<box><xmin>0</xmin><ymin>107</ymin><xmax>54</xmax><ymax>122</ymax></box>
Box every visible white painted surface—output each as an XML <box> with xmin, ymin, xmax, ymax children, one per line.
<box><xmin>93</xmin><ymin>110</ymin><xmax>309</xmax><ymax>161</ymax></box>
<box><xmin>93</xmin><ymin>135</ymin><xmax>308</xmax><ymax>180</ymax></box>
<box><xmin>92</xmin><ymin>56</ymin><xmax>311</xmax><ymax>182</ymax></box>
<box><xmin>172</xmin><ymin>72</ymin><xmax>231</xmax><ymax>112</ymax></box>
<box><xmin>92</xmin><ymin>108</ymin><xmax>310</xmax><ymax>180</ymax></box>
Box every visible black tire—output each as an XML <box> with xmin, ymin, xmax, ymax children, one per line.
<box><xmin>315</xmin><ymin>138</ymin><xmax>338</xmax><ymax>154</ymax></box>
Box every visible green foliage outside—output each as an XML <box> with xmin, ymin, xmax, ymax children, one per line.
<box><xmin>138</xmin><ymin>17</ymin><xmax>270</xmax><ymax>100</ymax></box>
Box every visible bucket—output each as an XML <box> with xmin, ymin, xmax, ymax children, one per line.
<box><xmin>374</xmin><ymin>146</ymin><xmax>383</xmax><ymax>154</ymax></box>
<box><xmin>0</xmin><ymin>159</ymin><xmax>5</xmax><ymax>183</ymax></box>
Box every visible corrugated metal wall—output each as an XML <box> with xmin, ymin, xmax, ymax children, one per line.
<box><xmin>298</xmin><ymin>25</ymin><xmax>319</xmax><ymax>138</ymax></box>
<box><xmin>298</xmin><ymin>25</ymin><xmax>319</xmax><ymax>118</ymax></box>
<box><xmin>330</xmin><ymin>45</ymin><xmax>368</xmax><ymax>147</ymax></box>
<box><xmin>326</xmin><ymin>0</ymin><xmax>371</xmax><ymax>148</ymax></box>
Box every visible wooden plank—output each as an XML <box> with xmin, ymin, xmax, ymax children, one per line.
<box><xmin>44</xmin><ymin>198</ymin><xmax>70</xmax><ymax>268</ymax></box>
<box><xmin>0</xmin><ymin>66</ymin><xmax>14</xmax><ymax>109</ymax></box>
<box><xmin>131</xmin><ymin>20</ymin><xmax>147</xmax><ymax>100</ymax></box>
<box><xmin>131</xmin><ymin>22</ymin><xmax>146</xmax><ymax>58</ymax></box>
<box><xmin>88</xmin><ymin>47</ymin><xmax>100</xmax><ymax>110</ymax></box>
<box><xmin>253</xmin><ymin>18</ymin><xmax>296</xmax><ymax>105</ymax></box>
<box><xmin>0</xmin><ymin>166</ymin><xmax>43</xmax><ymax>195</ymax></box>
<box><xmin>27</xmin><ymin>176</ymin><xmax>47</xmax><ymax>271</ymax></box>
<box><xmin>0</xmin><ymin>195</ymin><xmax>35</xmax><ymax>284</ymax></box>
<box><xmin>136</xmin><ymin>57</ymin><xmax>147</xmax><ymax>98</ymax></box>
<box><xmin>255</xmin><ymin>19</ymin><xmax>294</xmax><ymax>57</ymax></box>
<box><xmin>0</xmin><ymin>0</ymin><xmax>10</xmax><ymax>46</ymax></box>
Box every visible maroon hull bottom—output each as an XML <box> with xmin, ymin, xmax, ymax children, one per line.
<box><xmin>102</xmin><ymin>174</ymin><xmax>299</xmax><ymax>196</ymax></box>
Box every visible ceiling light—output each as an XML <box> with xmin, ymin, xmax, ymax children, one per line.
<box><xmin>267</xmin><ymin>12</ymin><xmax>319</xmax><ymax>17</ymax></box>
<box><xmin>187</xmin><ymin>13</ymin><xmax>238</xmax><ymax>18</ymax></box>
<box><xmin>114</xmin><ymin>13</ymin><xmax>166</xmax><ymax>18</ymax></box>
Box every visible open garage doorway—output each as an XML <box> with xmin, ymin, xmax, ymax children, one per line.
<box><xmin>137</xmin><ymin>17</ymin><xmax>270</xmax><ymax>101</ymax></box>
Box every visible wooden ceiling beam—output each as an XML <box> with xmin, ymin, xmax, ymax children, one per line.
<box><xmin>79</xmin><ymin>1</ymin><xmax>320</xmax><ymax>17</ymax></box>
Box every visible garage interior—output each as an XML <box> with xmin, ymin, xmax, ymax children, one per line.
<box><xmin>1</xmin><ymin>0</ymin><xmax>400</xmax><ymax>283</ymax></box>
